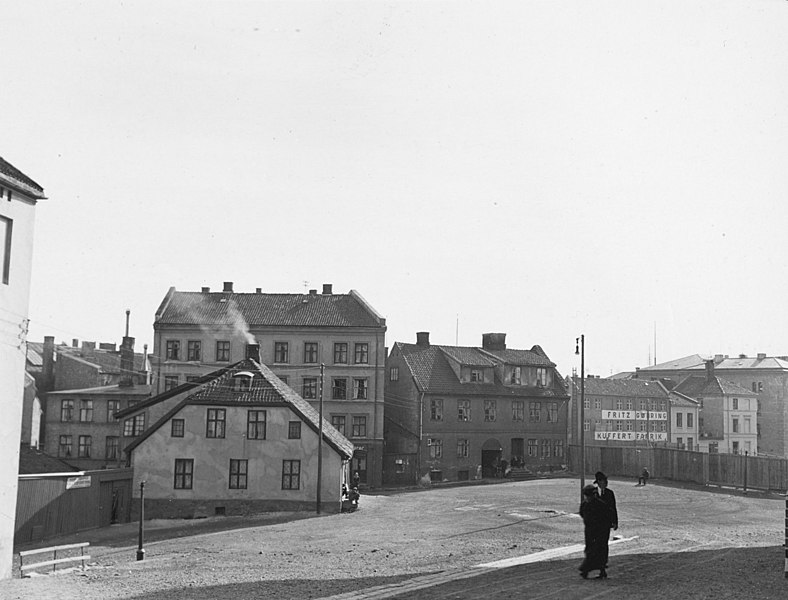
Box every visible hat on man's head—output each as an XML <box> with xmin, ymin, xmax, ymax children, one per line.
<box><xmin>582</xmin><ymin>484</ymin><xmax>597</xmax><ymax>497</ymax></box>
<box><xmin>594</xmin><ymin>471</ymin><xmax>607</xmax><ymax>483</ymax></box>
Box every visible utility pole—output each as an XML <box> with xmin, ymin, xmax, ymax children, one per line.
<box><xmin>576</xmin><ymin>335</ymin><xmax>585</xmax><ymax>503</ymax></box>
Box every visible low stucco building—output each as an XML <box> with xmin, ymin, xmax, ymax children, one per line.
<box><xmin>124</xmin><ymin>354</ymin><xmax>354</xmax><ymax>517</ymax></box>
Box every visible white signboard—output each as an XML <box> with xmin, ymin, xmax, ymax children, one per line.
<box><xmin>601</xmin><ymin>410</ymin><xmax>667</xmax><ymax>421</ymax></box>
<box><xmin>66</xmin><ymin>475</ymin><xmax>91</xmax><ymax>490</ymax></box>
<box><xmin>594</xmin><ymin>432</ymin><xmax>668</xmax><ymax>442</ymax></box>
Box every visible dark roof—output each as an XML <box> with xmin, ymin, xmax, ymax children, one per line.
<box><xmin>124</xmin><ymin>359</ymin><xmax>354</xmax><ymax>459</ymax></box>
<box><xmin>572</xmin><ymin>378</ymin><xmax>669</xmax><ymax>398</ymax></box>
<box><xmin>155</xmin><ymin>289</ymin><xmax>385</xmax><ymax>329</ymax></box>
<box><xmin>18</xmin><ymin>446</ymin><xmax>80</xmax><ymax>474</ymax></box>
<box><xmin>0</xmin><ymin>156</ymin><xmax>44</xmax><ymax>192</ymax></box>
<box><xmin>480</xmin><ymin>348</ymin><xmax>555</xmax><ymax>367</ymax></box>
<box><xmin>675</xmin><ymin>375</ymin><xmax>754</xmax><ymax>398</ymax></box>
<box><xmin>669</xmin><ymin>390</ymin><xmax>699</xmax><ymax>407</ymax></box>
<box><xmin>394</xmin><ymin>342</ymin><xmax>566</xmax><ymax>398</ymax></box>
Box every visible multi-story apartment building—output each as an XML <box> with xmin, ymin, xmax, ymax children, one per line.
<box><xmin>151</xmin><ymin>282</ymin><xmax>387</xmax><ymax>487</ymax></box>
<box><xmin>0</xmin><ymin>156</ymin><xmax>46</xmax><ymax>579</ymax></box>
<box><xmin>384</xmin><ymin>332</ymin><xmax>569</xmax><ymax>484</ymax></box>
<box><xmin>667</xmin><ymin>390</ymin><xmax>700</xmax><ymax>450</ymax></box>
<box><xmin>568</xmin><ymin>377</ymin><xmax>672</xmax><ymax>448</ymax></box>
<box><xmin>673</xmin><ymin>361</ymin><xmax>758</xmax><ymax>455</ymax></box>
<box><xmin>634</xmin><ymin>353</ymin><xmax>781</xmax><ymax>456</ymax></box>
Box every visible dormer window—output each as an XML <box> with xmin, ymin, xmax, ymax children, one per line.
<box><xmin>470</xmin><ymin>369</ymin><xmax>483</xmax><ymax>383</ymax></box>
<box><xmin>535</xmin><ymin>368</ymin><xmax>548</xmax><ymax>387</ymax></box>
<box><xmin>510</xmin><ymin>367</ymin><xmax>521</xmax><ymax>385</ymax></box>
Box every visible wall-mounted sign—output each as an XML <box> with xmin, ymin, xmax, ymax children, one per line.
<box><xmin>66</xmin><ymin>475</ymin><xmax>91</xmax><ymax>490</ymax></box>
<box><xmin>601</xmin><ymin>410</ymin><xmax>667</xmax><ymax>421</ymax></box>
<box><xmin>594</xmin><ymin>432</ymin><xmax>668</xmax><ymax>442</ymax></box>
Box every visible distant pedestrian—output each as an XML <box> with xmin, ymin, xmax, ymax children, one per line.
<box><xmin>352</xmin><ymin>471</ymin><xmax>360</xmax><ymax>488</ymax></box>
<box><xmin>638</xmin><ymin>467</ymin><xmax>650</xmax><ymax>486</ymax></box>
<box><xmin>578</xmin><ymin>484</ymin><xmax>609</xmax><ymax>579</ymax></box>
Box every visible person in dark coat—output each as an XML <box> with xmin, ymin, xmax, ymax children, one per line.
<box><xmin>578</xmin><ymin>484</ymin><xmax>609</xmax><ymax>579</ymax></box>
<box><xmin>594</xmin><ymin>471</ymin><xmax>618</xmax><ymax>573</ymax></box>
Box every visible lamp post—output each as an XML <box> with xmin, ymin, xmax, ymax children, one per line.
<box><xmin>136</xmin><ymin>481</ymin><xmax>145</xmax><ymax>561</ymax></box>
<box><xmin>576</xmin><ymin>335</ymin><xmax>585</xmax><ymax>503</ymax></box>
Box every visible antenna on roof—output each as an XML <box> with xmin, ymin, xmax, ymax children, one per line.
<box><xmin>303</xmin><ymin>280</ymin><xmax>309</xmax><ymax>293</ymax></box>
<box><xmin>456</xmin><ymin>314</ymin><xmax>459</xmax><ymax>346</ymax></box>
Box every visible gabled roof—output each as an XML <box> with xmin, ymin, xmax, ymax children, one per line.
<box><xmin>640</xmin><ymin>354</ymin><xmax>788</xmax><ymax>372</ymax></box>
<box><xmin>571</xmin><ymin>377</ymin><xmax>669</xmax><ymax>398</ymax></box>
<box><xmin>480</xmin><ymin>348</ymin><xmax>555</xmax><ymax>367</ymax></box>
<box><xmin>640</xmin><ymin>355</ymin><xmax>707</xmax><ymax>371</ymax></box>
<box><xmin>124</xmin><ymin>359</ymin><xmax>353</xmax><ymax>459</ymax></box>
<box><xmin>154</xmin><ymin>288</ymin><xmax>386</xmax><ymax>329</ymax></box>
<box><xmin>393</xmin><ymin>342</ymin><xmax>567</xmax><ymax>398</ymax></box>
<box><xmin>18</xmin><ymin>446</ymin><xmax>80</xmax><ymax>474</ymax></box>
<box><xmin>668</xmin><ymin>390</ymin><xmax>699</xmax><ymax>407</ymax></box>
<box><xmin>675</xmin><ymin>375</ymin><xmax>754</xmax><ymax>398</ymax></box>
<box><xmin>0</xmin><ymin>156</ymin><xmax>45</xmax><ymax>197</ymax></box>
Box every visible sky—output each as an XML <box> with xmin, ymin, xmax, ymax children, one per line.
<box><xmin>3</xmin><ymin>1</ymin><xmax>787</xmax><ymax>378</ymax></box>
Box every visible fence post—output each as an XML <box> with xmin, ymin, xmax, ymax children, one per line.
<box><xmin>784</xmin><ymin>493</ymin><xmax>787</xmax><ymax>578</ymax></box>
<box><xmin>743</xmin><ymin>451</ymin><xmax>748</xmax><ymax>494</ymax></box>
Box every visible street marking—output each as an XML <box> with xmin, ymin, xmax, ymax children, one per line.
<box><xmin>476</xmin><ymin>535</ymin><xmax>639</xmax><ymax>569</ymax></box>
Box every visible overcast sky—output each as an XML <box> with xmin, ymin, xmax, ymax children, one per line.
<box><xmin>4</xmin><ymin>1</ymin><xmax>787</xmax><ymax>377</ymax></box>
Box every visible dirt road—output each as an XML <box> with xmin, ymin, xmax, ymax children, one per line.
<box><xmin>2</xmin><ymin>478</ymin><xmax>785</xmax><ymax>599</ymax></box>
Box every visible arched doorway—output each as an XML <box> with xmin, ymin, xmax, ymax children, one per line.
<box><xmin>481</xmin><ymin>438</ymin><xmax>503</xmax><ymax>478</ymax></box>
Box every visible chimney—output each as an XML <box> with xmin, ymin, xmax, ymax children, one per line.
<box><xmin>705</xmin><ymin>359</ymin><xmax>715</xmax><ymax>383</ymax></box>
<box><xmin>119</xmin><ymin>336</ymin><xmax>135</xmax><ymax>388</ymax></box>
<box><xmin>322</xmin><ymin>283</ymin><xmax>333</xmax><ymax>295</ymax></box>
<box><xmin>99</xmin><ymin>343</ymin><xmax>117</xmax><ymax>352</ymax></box>
<box><xmin>482</xmin><ymin>333</ymin><xmax>506</xmax><ymax>351</ymax></box>
<box><xmin>201</xmin><ymin>286</ymin><xmax>210</xmax><ymax>293</ymax></box>
<box><xmin>223</xmin><ymin>281</ymin><xmax>234</xmax><ymax>293</ymax></box>
<box><xmin>245</xmin><ymin>343</ymin><xmax>261</xmax><ymax>362</ymax></box>
<box><xmin>255</xmin><ymin>288</ymin><xmax>262</xmax><ymax>293</ymax></box>
<box><xmin>416</xmin><ymin>332</ymin><xmax>430</xmax><ymax>346</ymax></box>
<box><xmin>42</xmin><ymin>336</ymin><xmax>55</xmax><ymax>391</ymax></box>
<box><xmin>309</xmin><ymin>289</ymin><xmax>317</xmax><ymax>296</ymax></box>
<box><xmin>81</xmin><ymin>341</ymin><xmax>96</xmax><ymax>357</ymax></box>
<box><xmin>713</xmin><ymin>354</ymin><xmax>725</xmax><ymax>364</ymax></box>
<box><xmin>72</xmin><ymin>338</ymin><xmax>79</xmax><ymax>348</ymax></box>
<box><xmin>757</xmin><ymin>353</ymin><xmax>766</xmax><ymax>360</ymax></box>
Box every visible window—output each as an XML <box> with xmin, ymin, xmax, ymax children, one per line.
<box><xmin>334</xmin><ymin>343</ymin><xmax>348</xmax><ymax>364</ymax></box>
<box><xmin>484</xmin><ymin>400</ymin><xmax>496</xmax><ymax>422</ymax></box>
<box><xmin>757</xmin><ymin>400</ymin><xmax>762</xmax><ymax>413</ymax></box>
<box><xmin>732</xmin><ymin>398</ymin><xmax>738</xmax><ymax>410</ymax></box>
<box><xmin>171</xmin><ymin>419</ymin><xmax>185</xmax><ymax>437</ymax></box>
<box><xmin>732</xmin><ymin>418</ymin><xmax>739</xmax><ymax>433</ymax></box>
<box><xmin>677</xmin><ymin>437</ymin><xmax>683</xmax><ymax>448</ymax></box>
<box><xmin>105</xmin><ymin>436</ymin><xmax>119</xmax><ymax>460</ymax></box>
<box><xmin>274</xmin><ymin>342</ymin><xmax>289</xmax><ymax>363</ymax></box>
<box><xmin>123</xmin><ymin>414</ymin><xmax>145</xmax><ymax>436</ymax></box>
<box><xmin>529</xmin><ymin>402</ymin><xmax>541</xmax><ymax>422</ymax></box>
<box><xmin>732</xmin><ymin>441</ymin><xmax>740</xmax><ymax>455</ymax></box>
<box><xmin>626</xmin><ymin>399</ymin><xmax>633</xmax><ymax>410</ymax></box>
<box><xmin>458</xmin><ymin>400</ymin><xmax>471</xmax><ymax>422</ymax></box>
<box><xmin>687</xmin><ymin>413</ymin><xmax>693</xmax><ymax>428</ymax></box>
<box><xmin>547</xmin><ymin>403</ymin><xmax>558</xmax><ymax>423</ymax></box>
<box><xmin>758</xmin><ymin>382</ymin><xmax>763</xmax><ymax>392</ymax></box>
<box><xmin>332</xmin><ymin>378</ymin><xmax>347</xmax><ymax>399</ymax></box>
<box><xmin>164</xmin><ymin>375</ymin><xmax>179</xmax><ymax>391</ymax></box>
<box><xmin>229</xmin><ymin>459</ymin><xmax>248</xmax><ymax>489</ymax></box>
<box><xmin>470</xmin><ymin>369</ymin><xmax>483</xmax><ymax>382</ymax></box>
<box><xmin>278</xmin><ymin>375</ymin><xmax>288</xmax><ymax>385</ymax></box>
<box><xmin>457</xmin><ymin>439</ymin><xmax>469</xmax><ymax>458</ymax></box>
<box><xmin>541</xmin><ymin>439</ymin><xmax>550</xmax><ymax>458</ymax></box>
<box><xmin>626</xmin><ymin>421</ymin><xmax>633</xmax><ymax>431</ymax></box>
<box><xmin>166</xmin><ymin>340</ymin><xmax>180</xmax><ymax>360</ymax></box>
<box><xmin>639</xmin><ymin>400</ymin><xmax>646</xmax><ymax>410</ymax></box>
<box><xmin>331</xmin><ymin>415</ymin><xmax>346</xmax><ymax>435</ymax></box>
<box><xmin>351</xmin><ymin>416</ymin><xmax>366</xmax><ymax>437</ymax></box>
<box><xmin>687</xmin><ymin>437</ymin><xmax>694</xmax><ymax>450</ymax></box>
<box><xmin>639</xmin><ymin>421</ymin><xmax>647</xmax><ymax>432</ymax></box>
<box><xmin>354</xmin><ymin>343</ymin><xmax>369</xmax><ymax>364</ymax></box>
<box><xmin>593</xmin><ymin>399</ymin><xmax>601</xmax><ymax>410</ymax></box>
<box><xmin>78</xmin><ymin>400</ymin><xmax>93</xmax><ymax>422</ymax></box>
<box><xmin>61</xmin><ymin>400</ymin><xmax>74</xmax><ymax>422</ymax></box>
<box><xmin>187</xmin><ymin>340</ymin><xmax>201</xmax><ymax>361</ymax></box>
<box><xmin>302</xmin><ymin>377</ymin><xmax>317</xmax><ymax>399</ymax></box>
<box><xmin>584</xmin><ymin>419</ymin><xmax>590</xmax><ymax>431</ymax></box>
<box><xmin>527</xmin><ymin>439</ymin><xmax>537</xmax><ymax>457</ymax></box>
<box><xmin>353</xmin><ymin>378</ymin><xmax>368</xmax><ymax>400</ymax></box>
<box><xmin>206</xmin><ymin>408</ymin><xmax>226</xmax><ymax>438</ymax></box>
<box><xmin>216</xmin><ymin>341</ymin><xmax>231</xmax><ymax>362</ymax></box>
<box><xmin>744</xmin><ymin>417</ymin><xmax>751</xmax><ymax>433</ymax></box>
<box><xmin>676</xmin><ymin>413</ymin><xmax>683</xmax><ymax>428</ymax></box>
<box><xmin>615</xmin><ymin>421</ymin><xmax>623</xmax><ymax>431</ymax></box>
<box><xmin>304</xmin><ymin>342</ymin><xmax>318</xmax><ymax>363</ymax></box>
<box><xmin>174</xmin><ymin>459</ymin><xmax>194</xmax><ymax>489</ymax></box>
<box><xmin>0</xmin><ymin>216</ymin><xmax>12</xmax><ymax>284</ymax></box>
<box><xmin>428</xmin><ymin>438</ymin><xmax>443</xmax><ymax>458</ymax></box>
<box><xmin>752</xmin><ymin>382</ymin><xmax>756</xmax><ymax>392</ymax></box>
<box><xmin>59</xmin><ymin>435</ymin><xmax>72</xmax><ymax>457</ymax></box>
<box><xmin>660</xmin><ymin>401</ymin><xmax>666</xmax><ymax>411</ymax></box>
<box><xmin>510</xmin><ymin>366</ymin><xmax>521</xmax><ymax>385</ymax></box>
<box><xmin>247</xmin><ymin>410</ymin><xmax>266</xmax><ymax>440</ymax></box>
<box><xmin>660</xmin><ymin>421</ymin><xmax>666</xmax><ymax>432</ymax></box>
<box><xmin>583</xmin><ymin>398</ymin><xmax>590</xmax><ymax>410</ymax></box>
<box><xmin>288</xmin><ymin>421</ymin><xmax>301</xmax><ymax>439</ymax></box>
<box><xmin>553</xmin><ymin>440</ymin><xmax>564</xmax><ymax>457</ymax></box>
<box><xmin>430</xmin><ymin>399</ymin><xmax>443</xmax><ymax>421</ymax></box>
<box><xmin>282</xmin><ymin>460</ymin><xmax>300</xmax><ymax>490</ymax></box>
<box><xmin>395</xmin><ymin>459</ymin><xmax>405</xmax><ymax>473</ymax></box>
<box><xmin>536</xmin><ymin>368</ymin><xmax>548</xmax><ymax>387</ymax></box>
<box><xmin>512</xmin><ymin>400</ymin><xmax>524</xmax><ymax>421</ymax></box>
<box><xmin>390</xmin><ymin>367</ymin><xmax>399</xmax><ymax>381</ymax></box>
<box><xmin>107</xmin><ymin>400</ymin><xmax>120</xmax><ymax>421</ymax></box>
<box><xmin>78</xmin><ymin>435</ymin><xmax>92</xmax><ymax>458</ymax></box>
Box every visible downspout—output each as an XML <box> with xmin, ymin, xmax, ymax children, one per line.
<box><xmin>374</xmin><ymin>329</ymin><xmax>382</xmax><ymax>486</ymax></box>
<box><xmin>417</xmin><ymin>391</ymin><xmax>425</xmax><ymax>484</ymax></box>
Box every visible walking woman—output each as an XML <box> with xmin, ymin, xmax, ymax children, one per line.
<box><xmin>578</xmin><ymin>484</ymin><xmax>609</xmax><ymax>579</ymax></box>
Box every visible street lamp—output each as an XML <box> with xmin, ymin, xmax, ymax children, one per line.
<box><xmin>576</xmin><ymin>335</ymin><xmax>585</xmax><ymax>503</ymax></box>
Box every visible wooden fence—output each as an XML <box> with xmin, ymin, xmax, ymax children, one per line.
<box><xmin>567</xmin><ymin>445</ymin><xmax>788</xmax><ymax>493</ymax></box>
<box><xmin>15</xmin><ymin>468</ymin><xmax>133</xmax><ymax>545</ymax></box>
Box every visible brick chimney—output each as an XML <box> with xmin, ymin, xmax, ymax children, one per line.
<box><xmin>245</xmin><ymin>343</ymin><xmax>261</xmax><ymax>362</ymax></box>
<box><xmin>416</xmin><ymin>332</ymin><xmax>430</xmax><ymax>347</ymax></box>
<box><xmin>705</xmin><ymin>359</ymin><xmax>715</xmax><ymax>383</ymax></box>
<box><xmin>42</xmin><ymin>336</ymin><xmax>55</xmax><ymax>391</ymax></box>
<box><xmin>482</xmin><ymin>333</ymin><xmax>506</xmax><ymax>351</ymax></box>
<box><xmin>322</xmin><ymin>283</ymin><xmax>333</xmax><ymax>295</ymax></box>
<box><xmin>223</xmin><ymin>281</ymin><xmax>234</xmax><ymax>293</ymax></box>
<box><xmin>119</xmin><ymin>336</ymin><xmax>135</xmax><ymax>387</ymax></box>
<box><xmin>81</xmin><ymin>341</ymin><xmax>96</xmax><ymax>357</ymax></box>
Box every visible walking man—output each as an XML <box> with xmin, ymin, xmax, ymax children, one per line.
<box><xmin>594</xmin><ymin>471</ymin><xmax>618</xmax><ymax>576</ymax></box>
